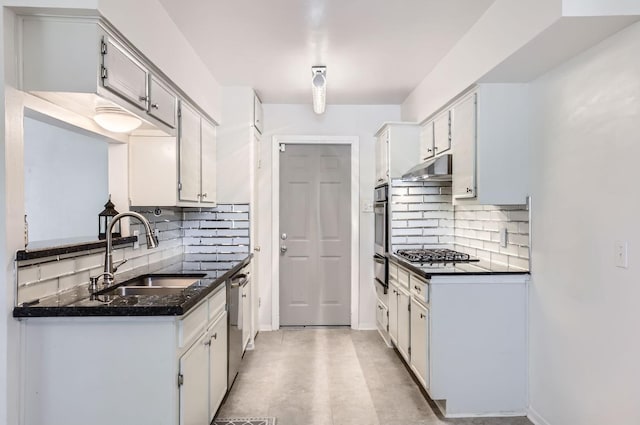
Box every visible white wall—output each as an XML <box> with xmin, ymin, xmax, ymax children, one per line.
<box><xmin>258</xmin><ymin>104</ymin><xmax>401</xmax><ymax>330</ymax></box>
<box><xmin>528</xmin><ymin>22</ymin><xmax>640</xmax><ymax>425</ymax></box>
<box><xmin>23</xmin><ymin>116</ymin><xmax>108</xmax><ymax>242</ymax></box>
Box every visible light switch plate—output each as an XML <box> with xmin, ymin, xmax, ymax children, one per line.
<box><xmin>615</xmin><ymin>240</ymin><xmax>628</xmax><ymax>268</ymax></box>
<box><xmin>361</xmin><ymin>199</ymin><xmax>374</xmax><ymax>213</ymax></box>
<box><xmin>500</xmin><ymin>228</ymin><xmax>508</xmax><ymax>248</ymax></box>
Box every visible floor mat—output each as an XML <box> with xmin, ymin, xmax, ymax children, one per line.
<box><xmin>213</xmin><ymin>418</ymin><xmax>276</xmax><ymax>425</ymax></box>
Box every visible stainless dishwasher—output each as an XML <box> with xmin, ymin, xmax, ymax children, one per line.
<box><xmin>227</xmin><ymin>265</ymin><xmax>249</xmax><ymax>388</ymax></box>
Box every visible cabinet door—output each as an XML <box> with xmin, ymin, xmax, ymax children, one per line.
<box><xmin>179</xmin><ymin>103</ymin><xmax>201</xmax><ymax>202</ymax></box>
<box><xmin>388</xmin><ymin>284</ymin><xmax>399</xmax><ymax>344</ymax></box>
<box><xmin>452</xmin><ymin>93</ymin><xmax>477</xmax><ymax>199</ymax></box>
<box><xmin>129</xmin><ymin>136</ymin><xmax>178</xmax><ymax>206</ymax></box>
<box><xmin>433</xmin><ymin>110</ymin><xmax>451</xmax><ymax>155</ymax></box>
<box><xmin>208</xmin><ymin>312</ymin><xmax>228</xmax><ymax>422</ymax></box>
<box><xmin>200</xmin><ymin>118</ymin><xmax>217</xmax><ymax>204</ymax></box>
<box><xmin>397</xmin><ymin>288</ymin><xmax>411</xmax><ymax>362</ymax></box>
<box><xmin>179</xmin><ymin>332</ymin><xmax>209</xmax><ymax>425</ymax></box>
<box><xmin>253</xmin><ymin>95</ymin><xmax>263</xmax><ymax>134</ymax></box>
<box><xmin>376</xmin><ymin>299</ymin><xmax>388</xmax><ymax>332</ymax></box>
<box><xmin>102</xmin><ymin>36</ymin><xmax>148</xmax><ymax>110</ymax></box>
<box><xmin>148</xmin><ymin>76</ymin><xmax>177</xmax><ymax>128</ymax></box>
<box><xmin>420</xmin><ymin>121</ymin><xmax>435</xmax><ymax>161</ymax></box>
<box><xmin>410</xmin><ymin>298</ymin><xmax>429</xmax><ymax>389</ymax></box>
<box><xmin>242</xmin><ymin>281</ymin><xmax>251</xmax><ymax>351</ymax></box>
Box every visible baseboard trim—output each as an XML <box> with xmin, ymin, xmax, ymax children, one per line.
<box><xmin>528</xmin><ymin>406</ymin><xmax>552</xmax><ymax>425</ymax></box>
<box><xmin>259</xmin><ymin>325</ymin><xmax>273</xmax><ymax>331</ymax></box>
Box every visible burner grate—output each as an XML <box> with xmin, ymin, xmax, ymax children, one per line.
<box><xmin>395</xmin><ymin>249</ymin><xmax>476</xmax><ymax>263</ymax></box>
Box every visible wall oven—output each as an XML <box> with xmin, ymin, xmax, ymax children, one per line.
<box><xmin>374</xmin><ymin>184</ymin><xmax>389</xmax><ymax>256</ymax></box>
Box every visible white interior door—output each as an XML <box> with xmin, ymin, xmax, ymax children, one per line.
<box><xmin>279</xmin><ymin>144</ymin><xmax>351</xmax><ymax>326</ymax></box>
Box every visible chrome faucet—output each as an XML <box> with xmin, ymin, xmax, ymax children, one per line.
<box><xmin>102</xmin><ymin>211</ymin><xmax>158</xmax><ymax>287</ymax></box>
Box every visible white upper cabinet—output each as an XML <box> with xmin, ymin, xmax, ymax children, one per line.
<box><xmin>253</xmin><ymin>94</ymin><xmax>264</xmax><ymax>134</ymax></box>
<box><xmin>452</xmin><ymin>93</ymin><xmax>477</xmax><ymax>199</ymax></box>
<box><xmin>451</xmin><ymin>84</ymin><xmax>530</xmax><ymax>205</ymax></box>
<box><xmin>148</xmin><ymin>75</ymin><xmax>178</xmax><ymax>128</ymax></box>
<box><xmin>433</xmin><ymin>110</ymin><xmax>451</xmax><ymax>155</ymax></box>
<box><xmin>101</xmin><ymin>35</ymin><xmax>148</xmax><ymax>111</ymax></box>
<box><xmin>179</xmin><ymin>102</ymin><xmax>203</xmax><ymax>203</ymax></box>
<box><xmin>420</xmin><ymin>121</ymin><xmax>435</xmax><ymax>162</ymax></box>
<box><xmin>375</xmin><ymin>123</ymin><xmax>420</xmax><ymax>184</ymax></box>
<box><xmin>200</xmin><ymin>118</ymin><xmax>217</xmax><ymax>204</ymax></box>
<box><xmin>20</xmin><ymin>16</ymin><xmax>181</xmax><ymax>135</ymax></box>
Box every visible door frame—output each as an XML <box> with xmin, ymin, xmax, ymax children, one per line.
<box><xmin>271</xmin><ymin>135</ymin><xmax>360</xmax><ymax>330</ymax></box>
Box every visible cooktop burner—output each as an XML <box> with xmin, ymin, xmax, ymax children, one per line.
<box><xmin>395</xmin><ymin>249</ymin><xmax>479</xmax><ymax>264</ymax></box>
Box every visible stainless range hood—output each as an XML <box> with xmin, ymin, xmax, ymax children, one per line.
<box><xmin>401</xmin><ymin>154</ymin><xmax>452</xmax><ymax>181</ymax></box>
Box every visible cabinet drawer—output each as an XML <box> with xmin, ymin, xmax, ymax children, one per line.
<box><xmin>410</xmin><ymin>274</ymin><xmax>429</xmax><ymax>304</ymax></box>
<box><xmin>208</xmin><ymin>286</ymin><xmax>226</xmax><ymax>322</ymax></box>
<box><xmin>375</xmin><ymin>281</ymin><xmax>388</xmax><ymax>307</ymax></box>
<box><xmin>398</xmin><ymin>266</ymin><xmax>410</xmax><ymax>289</ymax></box>
<box><xmin>179</xmin><ymin>300</ymin><xmax>208</xmax><ymax>348</ymax></box>
<box><xmin>389</xmin><ymin>262</ymin><xmax>398</xmax><ymax>282</ymax></box>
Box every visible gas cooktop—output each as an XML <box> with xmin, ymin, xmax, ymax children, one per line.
<box><xmin>395</xmin><ymin>249</ymin><xmax>480</xmax><ymax>264</ymax></box>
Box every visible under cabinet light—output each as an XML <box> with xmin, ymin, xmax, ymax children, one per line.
<box><xmin>312</xmin><ymin>66</ymin><xmax>327</xmax><ymax>115</ymax></box>
<box><xmin>93</xmin><ymin>107</ymin><xmax>142</xmax><ymax>133</ymax></box>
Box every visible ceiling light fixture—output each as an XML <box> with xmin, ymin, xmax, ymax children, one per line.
<box><xmin>93</xmin><ymin>106</ymin><xmax>142</xmax><ymax>133</ymax></box>
<box><xmin>311</xmin><ymin>66</ymin><xmax>327</xmax><ymax>114</ymax></box>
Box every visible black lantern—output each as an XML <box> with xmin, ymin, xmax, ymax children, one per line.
<box><xmin>98</xmin><ymin>195</ymin><xmax>121</xmax><ymax>240</ymax></box>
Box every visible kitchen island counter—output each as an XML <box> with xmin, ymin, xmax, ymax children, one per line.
<box><xmin>12</xmin><ymin>254</ymin><xmax>252</xmax><ymax>318</ymax></box>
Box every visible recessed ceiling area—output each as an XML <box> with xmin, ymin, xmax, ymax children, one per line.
<box><xmin>158</xmin><ymin>0</ymin><xmax>496</xmax><ymax>104</ymax></box>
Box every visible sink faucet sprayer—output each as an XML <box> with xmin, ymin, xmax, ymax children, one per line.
<box><xmin>101</xmin><ymin>211</ymin><xmax>158</xmax><ymax>288</ymax></box>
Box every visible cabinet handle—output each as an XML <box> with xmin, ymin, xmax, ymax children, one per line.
<box><xmin>201</xmin><ymin>193</ymin><xmax>207</xmax><ymax>198</ymax></box>
<box><xmin>434</xmin><ymin>146</ymin><xmax>438</xmax><ymax>150</ymax></box>
<box><xmin>151</xmin><ymin>103</ymin><xmax>159</xmax><ymax>109</ymax></box>
<box><xmin>203</xmin><ymin>338</ymin><xmax>211</xmax><ymax>346</ymax></box>
<box><xmin>427</xmin><ymin>148</ymin><xmax>432</xmax><ymax>152</ymax></box>
<box><xmin>242</xmin><ymin>294</ymin><xmax>247</xmax><ymax>298</ymax></box>
<box><xmin>420</xmin><ymin>313</ymin><xmax>426</xmax><ymax>319</ymax></box>
<box><xmin>212</xmin><ymin>333</ymin><xmax>217</xmax><ymax>340</ymax></box>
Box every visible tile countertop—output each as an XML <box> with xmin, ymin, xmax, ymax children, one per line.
<box><xmin>388</xmin><ymin>253</ymin><xmax>529</xmax><ymax>280</ymax></box>
<box><xmin>12</xmin><ymin>254</ymin><xmax>252</xmax><ymax>318</ymax></box>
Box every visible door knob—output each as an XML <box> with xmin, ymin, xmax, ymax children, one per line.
<box><xmin>280</xmin><ymin>245</ymin><xmax>288</xmax><ymax>253</ymax></box>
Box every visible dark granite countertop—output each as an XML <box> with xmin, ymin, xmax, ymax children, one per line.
<box><xmin>16</xmin><ymin>236</ymin><xmax>138</xmax><ymax>261</ymax></box>
<box><xmin>388</xmin><ymin>253</ymin><xmax>529</xmax><ymax>280</ymax></box>
<box><xmin>13</xmin><ymin>254</ymin><xmax>252</xmax><ymax>318</ymax></box>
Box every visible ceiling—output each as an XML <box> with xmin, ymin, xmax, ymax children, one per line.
<box><xmin>158</xmin><ymin>0</ymin><xmax>495</xmax><ymax>105</ymax></box>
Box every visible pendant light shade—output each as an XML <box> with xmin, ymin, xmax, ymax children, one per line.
<box><xmin>311</xmin><ymin>66</ymin><xmax>327</xmax><ymax>115</ymax></box>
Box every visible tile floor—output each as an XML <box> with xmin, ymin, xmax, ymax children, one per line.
<box><xmin>217</xmin><ymin>329</ymin><xmax>533</xmax><ymax>425</ymax></box>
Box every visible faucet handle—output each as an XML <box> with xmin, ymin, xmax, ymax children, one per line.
<box><xmin>88</xmin><ymin>272</ymin><xmax>114</xmax><ymax>294</ymax></box>
<box><xmin>112</xmin><ymin>258</ymin><xmax>128</xmax><ymax>273</ymax></box>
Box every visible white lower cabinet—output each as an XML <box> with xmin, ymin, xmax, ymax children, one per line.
<box><xmin>180</xmin><ymin>331</ymin><xmax>210</xmax><ymax>425</ymax></box>
<box><xmin>410</xmin><ymin>297</ymin><xmax>429</xmax><ymax>390</ymax></box>
<box><xmin>241</xmin><ymin>278</ymin><xmax>251</xmax><ymax>351</ymax></box>
<box><xmin>396</xmin><ymin>286</ymin><xmax>411</xmax><ymax>363</ymax></box>
<box><xmin>208</xmin><ymin>312</ymin><xmax>228</xmax><ymax>423</ymax></box>
<box><xmin>388</xmin><ymin>281</ymin><xmax>399</xmax><ymax>344</ymax></box>
<box><xmin>19</xmin><ymin>286</ymin><xmax>228</xmax><ymax>425</ymax></box>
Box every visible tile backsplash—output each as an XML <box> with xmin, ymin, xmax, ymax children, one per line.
<box><xmin>15</xmin><ymin>204</ymin><xmax>250</xmax><ymax>305</ymax></box>
<box><xmin>390</xmin><ymin>179</ymin><xmax>530</xmax><ymax>269</ymax></box>
<box><xmin>390</xmin><ymin>179</ymin><xmax>454</xmax><ymax>251</ymax></box>
<box><xmin>453</xmin><ymin>204</ymin><xmax>529</xmax><ymax>269</ymax></box>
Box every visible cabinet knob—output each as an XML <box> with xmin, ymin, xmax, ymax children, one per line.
<box><xmin>414</xmin><ymin>285</ymin><xmax>421</xmax><ymax>292</ymax></box>
<box><xmin>242</xmin><ymin>294</ymin><xmax>247</xmax><ymax>298</ymax></box>
<box><xmin>203</xmin><ymin>338</ymin><xmax>211</xmax><ymax>346</ymax></box>
<box><xmin>201</xmin><ymin>193</ymin><xmax>207</xmax><ymax>198</ymax></box>
<box><xmin>212</xmin><ymin>333</ymin><xmax>217</xmax><ymax>340</ymax></box>
<box><xmin>420</xmin><ymin>313</ymin><xmax>426</xmax><ymax>319</ymax></box>
<box><xmin>139</xmin><ymin>96</ymin><xmax>148</xmax><ymax>102</ymax></box>
<box><xmin>151</xmin><ymin>103</ymin><xmax>159</xmax><ymax>109</ymax></box>
<box><xmin>427</xmin><ymin>148</ymin><xmax>432</xmax><ymax>152</ymax></box>
<box><xmin>434</xmin><ymin>146</ymin><xmax>438</xmax><ymax>150</ymax></box>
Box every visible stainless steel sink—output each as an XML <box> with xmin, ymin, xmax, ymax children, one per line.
<box><xmin>100</xmin><ymin>273</ymin><xmax>206</xmax><ymax>296</ymax></box>
<box><xmin>123</xmin><ymin>275</ymin><xmax>205</xmax><ymax>288</ymax></box>
<box><xmin>106</xmin><ymin>286</ymin><xmax>188</xmax><ymax>296</ymax></box>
